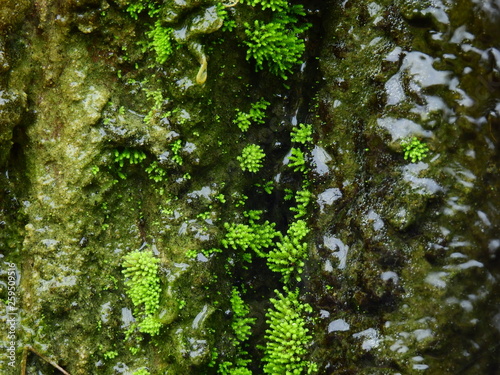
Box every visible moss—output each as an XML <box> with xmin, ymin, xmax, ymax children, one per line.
<box><xmin>287</xmin><ymin>147</ymin><xmax>307</xmax><ymax>173</ymax></box>
<box><xmin>244</xmin><ymin>19</ymin><xmax>307</xmax><ymax>80</ymax></box>
<box><xmin>401</xmin><ymin>137</ymin><xmax>429</xmax><ymax>163</ymax></box>
<box><xmin>290</xmin><ymin>123</ymin><xmax>313</xmax><ymax>145</ymax></box>
<box><xmin>262</xmin><ymin>287</ymin><xmax>317</xmax><ymax>374</ymax></box>
<box><xmin>233</xmin><ymin>98</ymin><xmax>270</xmax><ymax>132</ymax></box>
<box><xmin>237</xmin><ymin>144</ymin><xmax>266</xmax><ymax>173</ymax></box>
<box><xmin>146</xmin><ymin>21</ymin><xmax>175</xmax><ymax>64</ymax></box>
<box><xmin>267</xmin><ymin>220</ymin><xmax>310</xmax><ymax>283</ymax></box>
<box><xmin>3</xmin><ymin>0</ymin><xmax>499</xmax><ymax>374</ymax></box>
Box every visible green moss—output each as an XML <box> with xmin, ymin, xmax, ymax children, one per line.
<box><xmin>262</xmin><ymin>288</ymin><xmax>317</xmax><ymax>374</ymax></box>
<box><xmin>126</xmin><ymin>0</ymin><xmax>160</xmax><ymax>19</ymax></box>
<box><xmin>103</xmin><ymin>350</ymin><xmax>119</xmax><ymax>360</ymax></box>
<box><xmin>222</xmin><ymin>211</ymin><xmax>279</xmax><ymax>259</ymax></box>
<box><xmin>146</xmin><ymin>21</ymin><xmax>175</xmax><ymax>64</ymax></box>
<box><xmin>289</xmin><ymin>189</ymin><xmax>312</xmax><ymax>219</ymax></box>
<box><xmin>241</xmin><ymin>0</ymin><xmax>289</xmax><ymax>12</ymax></box>
<box><xmin>401</xmin><ymin>137</ymin><xmax>429</xmax><ymax>163</ymax></box>
<box><xmin>230</xmin><ymin>287</ymin><xmax>256</xmax><ymax>343</ymax></box>
<box><xmin>145</xmin><ymin>161</ymin><xmax>167</xmax><ymax>183</ymax></box>
<box><xmin>237</xmin><ymin>144</ymin><xmax>266</xmax><ymax>172</ymax></box>
<box><xmin>114</xmin><ymin>148</ymin><xmax>147</xmax><ymax>168</ymax></box>
<box><xmin>218</xmin><ymin>361</ymin><xmax>253</xmax><ymax>375</ymax></box>
<box><xmin>132</xmin><ymin>368</ymin><xmax>151</xmax><ymax>375</ymax></box>
<box><xmin>242</xmin><ymin>3</ymin><xmax>310</xmax><ymax>80</ymax></box>
<box><xmin>287</xmin><ymin>147</ymin><xmax>307</xmax><ymax>173</ymax></box>
<box><xmin>215</xmin><ymin>287</ymin><xmax>256</xmax><ymax>374</ymax></box>
<box><xmin>122</xmin><ymin>249</ymin><xmax>162</xmax><ymax>335</ymax></box>
<box><xmin>233</xmin><ymin>98</ymin><xmax>270</xmax><ymax>132</ymax></box>
<box><xmin>170</xmin><ymin>139</ymin><xmax>183</xmax><ymax>165</ymax></box>
<box><xmin>266</xmin><ymin>220</ymin><xmax>309</xmax><ymax>282</ymax></box>
<box><xmin>216</xmin><ymin>3</ymin><xmax>237</xmax><ymax>32</ymax></box>
<box><xmin>137</xmin><ymin>315</ymin><xmax>162</xmax><ymax>336</ymax></box>
<box><xmin>244</xmin><ymin>20</ymin><xmax>305</xmax><ymax>80</ymax></box>
<box><xmin>290</xmin><ymin>123</ymin><xmax>313</xmax><ymax>144</ymax></box>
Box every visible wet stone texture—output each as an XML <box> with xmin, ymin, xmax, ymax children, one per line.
<box><xmin>0</xmin><ymin>0</ymin><xmax>499</xmax><ymax>374</ymax></box>
<box><xmin>309</xmin><ymin>0</ymin><xmax>500</xmax><ymax>374</ymax></box>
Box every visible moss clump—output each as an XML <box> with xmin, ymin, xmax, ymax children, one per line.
<box><xmin>243</xmin><ymin>3</ymin><xmax>310</xmax><ymax>80</ymax></box>
<box><xmin>113</xmin><ymin>148</ymin><xmax>147</xmax><ymax>167</ymax></box>
<box><xmin>401</xmin><ymin>137</ymin><xmax>429</xmax><ymax>163</ymax></box>
<box><xmin>289</xmin><ymin>189</ymin><xmax>312</xmax><ymax>219</ymax></box>
<box><xmin>290</xmin><ymin>123</ymin><xmax>313</xmax><ymax>144</ymax></box>
<box><xmin>262</xmin><ymin>287</ymin><xmax>317</xmax><ymax>374</ymax></box>
<box><xmin>132</xmin><ymin>368</ymin><xmax>150</xmax><ymax>375</ymax></box>
<box><xmin>233</xmin><ymin>98</ymin><xmax>270</xmax><ymax>132</ymax></box>
<box><xmin>146</xmin><ymin>21</ymin><xmax>175</xmax><ymax>64</ymax></box>
<box><xmin>287</xmin><ymin>147</ymin><xmax>307</xmax><ymax>173</ymax></box>
<box><xmin>267</xmin><ymin>220</ymin><xmax>309</xmax><ymax>282</ymax></box>
<box><xmin>230</xmin><ymin>287</ymin><xmax>256</xmax><ymax>343</ymax></box>
<box><xmin>222</xmin><ymin>210</ymin><xmax>279</xmax><ymax>260</ymax></box>
<box><xmin>241</xmin><ymin>0</ymin><xmax>289</xmax><ymax>12</ymax></box>
<box><xmin>244</xmin><ymin>20</ymin><xmax>304</xmax><ymax>80</ymax></box>
<box><xmin>237</xmin><ymin>144</ymin><xmax>266</xmax><ymax>172</ymax></box>
<box><xmin>122</xmin><ymin>249</ymin><xmax>161</xmax><ymax>335</ymax></box>
<box><xmin>126</xmin><ymin>0</ymin><xmax>159</xmax><ymax>19</ymax></box>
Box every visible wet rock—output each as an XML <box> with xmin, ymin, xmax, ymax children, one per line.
<box><xmin>0</xmin><ymin>89</ymin><xmax>26</xmax><ymax>168</ymax></box>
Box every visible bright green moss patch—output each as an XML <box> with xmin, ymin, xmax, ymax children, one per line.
<box><xmin>237</xmin><ymin>144</ymin><xmax>266</xmax><ymax>172</ymax></box>
<box><xmin>267</xmin><ymin>220</ymin><xmax>310</xmax><ymax>282</ymax></box>
<box><xmin>122</xmin><ymin>249</ymin><xmax>162</xmax><ymax>335</ymax></box>
<box><xmin>230</xmin><ymin>287</ymin><xmax>256</xmax><ymax>343</ymax></box>
<box><xmin>287</xmin><ymin>147</ymin><xmax>307</xmax><ymax>173</ymax></box>
<box><xmin>222</xmin><ymin>210</ymin><xmax>279</xmax><ymax>259</ymax></box>
<box><xmin>262</xmin><ymin>287</ymin><xmax>317</xmax><ymax>374</ymax></box>
<box><xmin>241</xmin><ymin>0</ymin><xmax>289</xmax><ymax>12</ymax></box>
<box><xmin>146</xmin><ymin>21</ymin><xmax>175</xmax><ymax>64</ymax></box>
<box><xmin>132</xmin><ymin>368</ymin><xmax>151</xmax><ymax>375</ymax></box>
<box><xmin>289</xmin><ymin>189</ymin><xmax>312</xmax><ymax>219</ymax></box>
<box><xmin>242</xmin><ymin>2</ymin><xmax>310</xmax><ymax>80</ymax></box>
<box><xmin>233</xmin><ymin>98</ymin><xmax>270</xmax><ymax>132</ymax></box>
<box><xmin>401</xmin><ymin>137</ymin><xmax>429</xmax><ymax>163</ymax></box>
<box><xmin>126</xmin><ymin>0</ymin><xmax>160</xmax><ymax>19</ymax></box>
<box><xmin>290</xmin><ymin>123</ymin><xmax>313</xmax><ymax>144</ymax></box>
<box><xmin>244</xmin><ymin>20</ymin><xmax>306</xmax><ymax>80</ymax></box>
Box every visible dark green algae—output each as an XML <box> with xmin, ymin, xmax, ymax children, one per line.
<box><xmin>0</xmin><ymin>0</ymin><xmax>499</xmax><ymax>374</ymax></box>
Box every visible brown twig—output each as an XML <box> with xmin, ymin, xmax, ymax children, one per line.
<box><xmin>21</xmin><ymin>345</ymin><xmax>71</xmax><ymax>375</ymax></box>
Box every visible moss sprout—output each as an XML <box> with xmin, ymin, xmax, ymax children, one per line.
<box><xmin>401</xmin><ymin>137</ymin><xmax>429</xmax><ymax>163</ymax></box>
<box><xmin>138</xmin><ymin>315</ymin><xmax>162</xmax><ymax>336</ymax></box>
<box><xmin>122</xmin><ymin>249</ymin><xmax>162</xmax><ymax>336</ymax></box>
<box><xmin>244</xmin><ymin>20</ymin><xmax>306</xmax><ymax>80</ymax></box>
<box><xmin>126</xmin><ymin>0</ymin><xmax>160</xmax><ymax>19</ymax></box>
<box><xmin>289</xmin><ymin>189</ymin><xmax>312</xmax><ymax>218</ymax></box>
<box><xmin>114</xmin><ymin>148</ymin><xmax>147</xmax><ymax>168</ymax></box>
<box><xmin>287</xmin><ymin>147</ymin><xmax>307</xmax><ymax>173</ymax></box>
<box><xmin>262</xmin><ymin>287</ymin><xmax>317</xmax><ymax>374</ymax></box>
<box><xmin>233</xmin><ymin>98</ymin><xmax>270</xmax><ymax>132</ymax></box>
<box><xmin>132</xmin><ymin>368</ymin><xmax>151</xmax><ymax>375</ymax></box>
<box><xmin>290</xmin><ymin>123</ymin><xmax>313</xmax><ymax>144</ymax></box>
<box><xmin>145</xmin><ymin>161</ymin><xmax>167</xmax><ymax>183</ymax></box>
<box><xmin>241</xmin><ymin>0</ymin><xmax>289</xmax><ymax>12</ymax></box>
<box><xmin>222</xmin><ymin>216</ymin><xmax>278</xmax><ymax>258</ymax></box>
<box><xmin>237</xmin><ymin>144</ymin><xmax>266</xmax><ymax>172</ymax></box>
<box><xmin>267</xmin><ymin>220</ymin><xmax>309</xmax><ymax>282</ymax></box>
<box><xmin>103</xmin><ymin>350</ymin><xmax>118</xmax><ymax>360</ymax></box>
<box><xmin>146</xmin><ymin>21</ymin><xmax>175</xmax><ymax>64</ymax></box>
<box><xmin>171</xmin><ymin>139</ymin><xmax>183</xmax><ymax>165</ymax></box>
<box><xmin>230</xmin><ymin>287</ymin><xmax>256</xmax><ymax>343</ymax></box>
<box><xmin>122</xmin><ymin>249</ymin><xmax>160</xmax><ymax>315</ymax></box>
